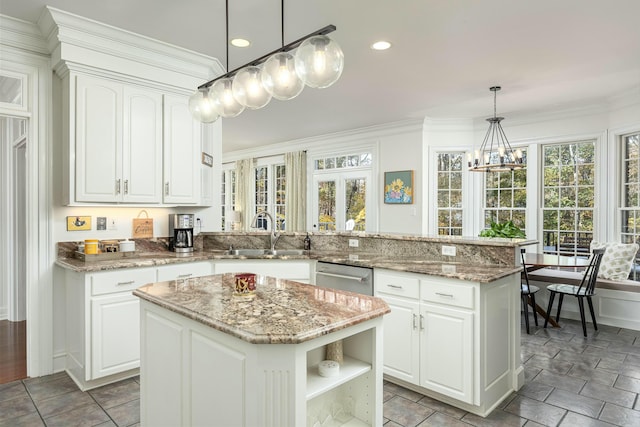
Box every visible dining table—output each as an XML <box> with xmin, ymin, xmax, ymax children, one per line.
<box><xmin>521</xmin><ymin>252</ymin><xmax>591</xmax><ymax>328</ymax></box>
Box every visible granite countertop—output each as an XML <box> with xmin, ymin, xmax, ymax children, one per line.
<box><xmin>133</xmin><ymin>273</ymin><xmax>390</xmax><ymax>344</ymax></box>
<box><xmin>55</xmin><ymin>249</ymin><xmax>521</xmax><ymax>282</ymax></box>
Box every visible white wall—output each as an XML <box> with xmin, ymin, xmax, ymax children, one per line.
<box><xmin>378</xmin><ymin>125</ymin><xmax>424</xmax><ymax>234</ymax></box>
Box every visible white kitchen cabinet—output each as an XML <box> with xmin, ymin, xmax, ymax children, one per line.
<box><xmin>420</xmin><ymin>303</ymin><xmax>473</xmax><ymax>402</ymax></box>
<box><xmin>374</xmin><ymin>271</ymin><xmax>420</xmax><ymax>384</ymax></box>
<box><xmin>374</xmin><ymin>268</ymin><xmax>521</xmax><ymax>416</ymax></box>
<box><xmin>90</xmin><ymin>293</ymin><xmax>140</xmax><ymax>379</ymax></box>
<box><xmin>213</xmin><ymin>260</ymin><xmax>312</xmax><ymax>283</ymax></box>
<box><xmin>74</xmin><ymin>74</ymin><xmax>162</xmax><ymax>203</ymax></box>
<box><xmin>156</xmin><ymin>261</ymin><xmax>213</xmax><ymax>282</ymax></box>
<box><xmin>139</xmin><ymin>297</ymin><xmax>383</xmax><ymax>426</ymax></box>
<box><xmin>163</xmin><ymin>94</ymin><xmax>201</xmax><ymax>204</ymax></box>
<box><xmin>64</xmin><ymin>266</ymin><xmax>157</xmax><ymax>390</ymax></box>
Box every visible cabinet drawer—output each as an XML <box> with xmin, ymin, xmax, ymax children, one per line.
<box><xmin>91</xmin><ymin>268</ymin><xmax>156</xmax><ymax>296</ymax></box>
<box><xmin>375</xmin><ymin>271</ymin><xmax>420</xmax><ymax>299</ymax></box>
<box><xmin>156</xmin><ymin>261</ymin><xmax>213</xmax><ymax>282</ymax></box>
<box><xmin>420</xmin><ymin>280</ymin><xmax>474</xmax><ymax>309</ymax></box>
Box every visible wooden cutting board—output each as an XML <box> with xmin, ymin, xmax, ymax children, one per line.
<box><xmin>132</xmin><ymin>217</ymin><xmax>153</xmax><ymax>238</ymax></box>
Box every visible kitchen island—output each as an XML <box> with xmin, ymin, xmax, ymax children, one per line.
<box><xmin>133</xmin><ymin>273</ymin><xmax>390</xmax><ymax>427</ymax></box>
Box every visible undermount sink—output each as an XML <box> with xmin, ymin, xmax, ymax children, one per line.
<box><xmin>224</xmin><ymin>249</ymin><xmax>305</xmax><ymax>256</ymax></box>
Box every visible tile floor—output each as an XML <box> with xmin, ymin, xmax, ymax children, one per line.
<box><xmin>1</xmin><ymin>316</ymin><xmax>640</xmax><ymax>426</ymax></box>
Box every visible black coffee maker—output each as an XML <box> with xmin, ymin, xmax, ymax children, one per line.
<box><xmin>169</xmin><ymin>214</ymin><xmax>194</xmax><ymax>253</ymax></box>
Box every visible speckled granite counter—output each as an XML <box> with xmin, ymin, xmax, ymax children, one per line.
<box><xmin>56</xmin><ymin>250</ymin><xmax>521</xmax><ymax>282</ymax></box>
<box><xmin>133</xmin><ymin>273</ymin><xmax>390</xmax><ymax>344</ymax></box>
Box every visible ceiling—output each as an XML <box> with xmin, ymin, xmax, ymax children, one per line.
<box><xmin>3</xmin><ymin>0</ymin><xmax>640</xmax><ymax>153</ymax></box>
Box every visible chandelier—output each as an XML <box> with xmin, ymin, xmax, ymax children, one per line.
<box><xmin>189</xmin><ymin>0</ymin><xmax>344</xmax><ymax>123</ymax></box>
<box><xmin>468</xmin><ymin>86</ymin><xmax>524</xmax><ymax>172</ymax></box>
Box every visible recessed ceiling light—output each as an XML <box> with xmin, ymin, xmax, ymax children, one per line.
<box><xmin>371</xmin><ymin>41</ymin><xmax>391</xmax><ymax>51</ymax></box>
<box><xmin>230</xmin><ymin>38</ymin><xmax>251</xmax><ymax>48</ymax></box>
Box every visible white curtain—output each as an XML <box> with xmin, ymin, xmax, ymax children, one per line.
<box><xmin>235</xmin><ymin>158</ymin><xmax>253</xmax><ymax>231</ymax></box>
<box><xmin>285</xmin><ymin>151</ymin><xmax>307</xmax><ymax>231</ymax></box>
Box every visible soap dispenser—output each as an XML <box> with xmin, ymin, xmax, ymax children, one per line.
<box><xmin>304</xmin><ymin>233</ymin><xmax>311</xmax><ymax>251</ymax></box>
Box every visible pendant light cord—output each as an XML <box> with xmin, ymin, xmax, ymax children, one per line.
<box><xmin>281</xmin><ymin>0</ymin><xmax>285</xmax><ymax>47</ymax></box>
<box><xmin>225</xmin><ymin>0</ymin><xmax>229</xmax><ymax>71</ymax></box>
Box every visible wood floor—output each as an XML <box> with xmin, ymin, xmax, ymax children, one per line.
<box><xmin>0</xmin><ymin>320</ymin><xmax>27</xmax><ymax>384</ymax></box>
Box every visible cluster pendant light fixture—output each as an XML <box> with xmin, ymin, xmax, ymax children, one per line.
<box><xmin>468</xmin><ymin>86</ymin><xmax>524</xmax><ymax>172</ymax></box>
<box><xmin>189</xmin><ymin>0</ymin><xmax>344</xmax><ymax>123</ymax></box>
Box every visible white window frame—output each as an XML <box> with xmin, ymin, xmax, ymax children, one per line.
<box><xmin>307</xmin><ymin>143</ymin><xmax>378</xmax><ymax>232</ymax></box>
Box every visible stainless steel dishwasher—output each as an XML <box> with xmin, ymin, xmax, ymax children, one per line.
<box><xmin>315</xmin><ymin>262</ymin><xmax>373</xmax><ymax>295</ymax></box>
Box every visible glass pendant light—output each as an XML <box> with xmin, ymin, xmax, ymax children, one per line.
<box><xmin>210</xmin><ymin>77</ymin><xmax>245</xmax><ymax>118</ymax></box>
<box><xmin>188</xmin><ymin>88</ymin><xmax>219</xmax><ymax>123</ymax></box>
<box><xmin>232</xmin><ymin>66</ymin><xmax>272</xmax><ymax>109</ymax></box>
<box><xmin>261</xmin><ymin>52</ymin><xmax>304</xmax><ymax>101</ymax></box>
<box><xmin>295</xmin><ymin>35</ymin><xmax>344</xmax><ymax>88</ymax></box>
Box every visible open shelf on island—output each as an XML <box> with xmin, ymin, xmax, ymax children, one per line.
<box><xmin>306</xmin><ymin>355</ymin><xmax>371</xmax><ymax>400</ymax></box>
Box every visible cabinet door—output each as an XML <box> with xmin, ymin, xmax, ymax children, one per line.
<box><xmin>378</xmin><ymin>295</ymin><xmax>420</xmax><ymax>384</ymax></box>
<box><xmin>122</xmin><ymin>86</ymin><xmax>163</xmax><ymax>203</ymax></box>
<box><xmin>91</xmin><ymin>293</ymin><xmax>140</xmax><ymax>379</ymax></box>
<box><xmin>163</xmin><ymin>94</ymin><xmax>201</xmax><ymax>204</ymax></box>
<box><xmin>75</xmin><ymin>74</ymin><xmax>122</xmax><ymax>202</ymax></box>
<box><xmin>420</xmin><ymin>303</ymin><xmax>473</xmax><ymax>403</ymax></box>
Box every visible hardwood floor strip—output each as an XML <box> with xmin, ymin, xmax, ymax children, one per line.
<box><xmin>0</xmin><ymin>320</ymin><xmax>27</xmax><ymax>384</ymax></box>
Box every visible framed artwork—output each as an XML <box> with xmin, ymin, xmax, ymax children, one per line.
<box><xmin>384</xmin><ymin>170</ymin><xmax>414</xmax><ymax>204</ymax></box>
<box><xmin>67</xmin><ymin>216</ymin><xmax>91</xmax><ymax>231</ymax></box>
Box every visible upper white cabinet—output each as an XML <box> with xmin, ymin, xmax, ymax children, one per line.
<box><xmin>75</xmin><ymin>74</ymin><xmax>162</xmax><ymax>203</ymax></box>
<box><xmin>41</xmin><ymin>6</ymin><xmax>221</xmax><ymax>207</ymax></box>
<box><xmin>163</xmin><ymin>94</ymin><xmax>201</xmax><ymax>205</ymax></box>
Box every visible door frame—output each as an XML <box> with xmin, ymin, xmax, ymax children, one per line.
<box><xmin>9</xmin><ymin>134</ymin><xmax>27</xmax><ymax>321</ymax></box>
<box><xmin>0</xmin><ymin>46</ymin><xmax>54</xmax><ymax>378</ymax></box>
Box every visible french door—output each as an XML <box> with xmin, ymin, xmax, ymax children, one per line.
<box><xmin>312</xmin><ymin>170</ymin><xmax>372</xmax><ymax>232</ymax></box>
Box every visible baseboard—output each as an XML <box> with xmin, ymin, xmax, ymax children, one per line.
<box><xmin>53</xmin><ymin>352</ymin><xmax>66</xmax><ymax>373</ymax></box>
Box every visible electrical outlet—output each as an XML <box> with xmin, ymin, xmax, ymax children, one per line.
<box><xmin>442</xmin><ymin>245</ymin><xmax>456</xmax><ymax>256</ymax></box>
<box><xmin>96</xmin><ymin>217</ymin><xmax>107</xmax><ymax>230</ymax></box>
<box><xmin>108</xmin><ymin>218</ymin><xmax>117</xmax><ymax>231</ymax></box>
<box><xmin>349</xmin><ymin>239</ymin><xmax>359</xmax><ymax>248</ymax></box>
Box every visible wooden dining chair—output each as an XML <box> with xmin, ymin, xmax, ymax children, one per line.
<box><xmin>520</xmin><ymin>248</ymin><xmax>540</xmax><ymax>334</ymax></box>
<box><xmin>543</xmin><ymin>248</ymin><xmax>606</xmax><ymax>337</ymax></box>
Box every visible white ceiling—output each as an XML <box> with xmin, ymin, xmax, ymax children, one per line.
<box><xmin>3</xmin><ymin>0</ymin><xmax>640</xmax><ymax>153</ymax></box>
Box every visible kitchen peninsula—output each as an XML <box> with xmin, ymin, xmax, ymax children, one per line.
<box><xmin>55</xmin><ymin>231</ymin><xmax>532</xmax><ymax>420</ymax></box>
<box><xmin>134</xmin><ymin>273</ymin><xmax>390</xmax><ymax>427</ymax></box>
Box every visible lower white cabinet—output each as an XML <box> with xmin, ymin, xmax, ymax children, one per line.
<box><xmin>374</xmin><ymin>268</ymin><xmax>521</xmax><ymax>417</ymax></box>
<box><xmin>63</xmin><ymin>261</ymin><xmax>213</xmax><ymax>390</ymax></box>
<box><xmin>64</xmin><ymin>266</ymin><xmax>156</xmax><ymax>390</ymax></box>
<box><xmin>139</xmin><ymin>298</ymin><xmax>384</xmax><ymax>426</ymax></box>
<box><xmin>90</xmin><ymin>293</ymin><xmax>141</xmax><ymax>379</ymax></box>
<box><xmin>420</xmin><ymin>302</ymin><xmax>473</xmax><ymax>403</ymax></box>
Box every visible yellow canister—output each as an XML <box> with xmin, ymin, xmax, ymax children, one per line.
<box><xmin>84</xmin><ymin>239</ymin><xmax>99</xmax><ymax>255</ymax></box>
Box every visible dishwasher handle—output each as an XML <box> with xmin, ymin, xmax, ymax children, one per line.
<box><xmin>316</xmin><ymin>271</ymin><xmax>365</xmax><ymax>283</ymax></box>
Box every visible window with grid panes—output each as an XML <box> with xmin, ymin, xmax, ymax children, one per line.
<box><xmin>274</xmin><ymin>165</ymin><xmax>286</xmax><ymax>230</ymax></box>
<box><xmin>621</xmin><ymin>132</ymin><xmax>640</xmax><ymax>279</ymax></box>
<box><xmin>254</xmin><ymin>166</ymin><xmax>268</xmax><ymax>228</ymax></box>
<box><xmin>221</xmin><ymin>169</ymin><xmax>236</xmax><ymax>230</ymax></box>
<box><xmin>484</xmin><ymin>149</ymin><xmax>527</xmax><ymax>229</ymax></box>
<box><xmin>437</xmin><ymin>153</ymin><xmax>463</xmax><ymax>236</ymax></box>
<box><xmin>542</xmin><ymin>141</ymin><xmax>595</xmax><ymax>256</ymax></box>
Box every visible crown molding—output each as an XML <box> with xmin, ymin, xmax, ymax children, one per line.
<box><xmin>0</xmin><ymin>14</ymin><xmax>49</xmax><ymax>55</ymax></box>
<box><xmin>37</xmin><ymin>6</ymin><xmax>223</xmax><ymax>87</ymax></box>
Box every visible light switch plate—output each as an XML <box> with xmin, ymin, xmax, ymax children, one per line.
<box><xmin>349</xmin><ymin>239</ymin><xmax>359</xmax><ymax>248</ymax></box>
<box><xmin>442</xmin><ymin>245</ymin><xmax>456</xmax><ymax>256</ymax></box>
